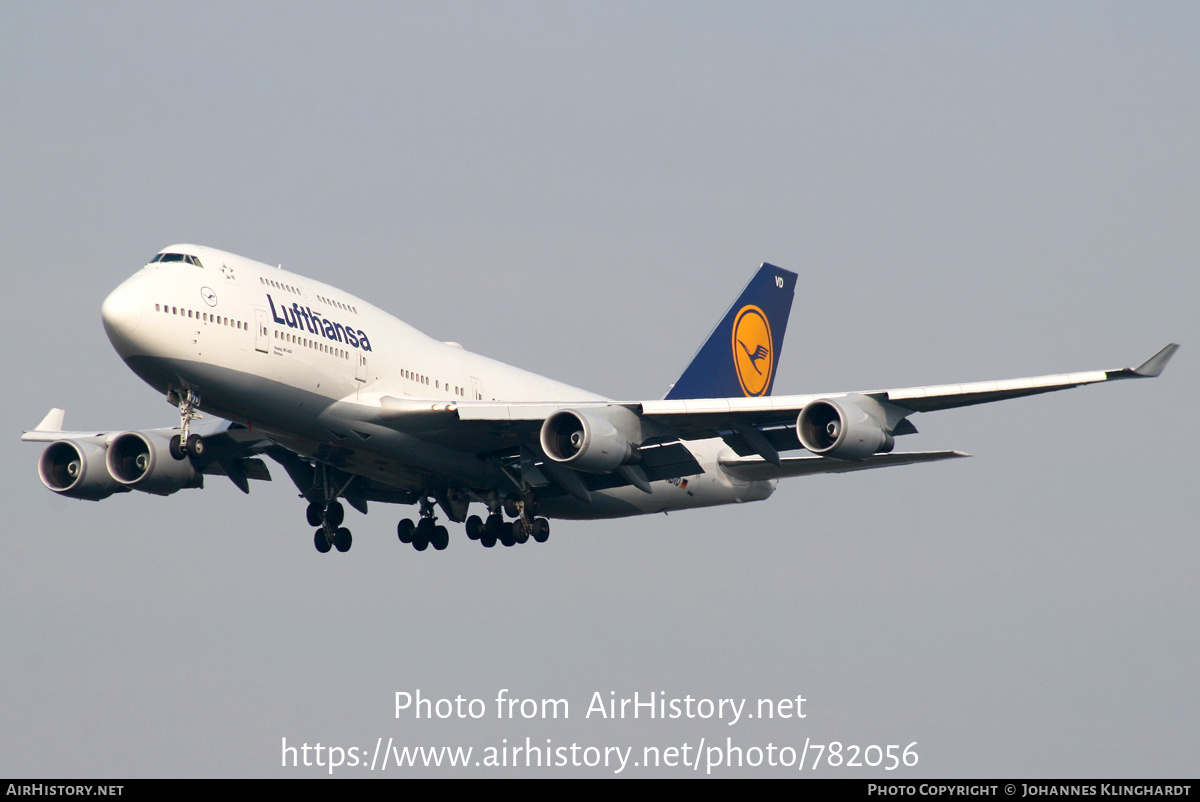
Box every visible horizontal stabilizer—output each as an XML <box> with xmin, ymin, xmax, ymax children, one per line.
<box><xmin>720</xmin><ymin>450</ymin><xmax>970</xmax><ymax>481</ymax></box>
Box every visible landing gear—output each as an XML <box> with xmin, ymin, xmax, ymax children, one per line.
<box><xmin>465</xmin><ymin>515</ymin><xmax>484</xmax><ymax>540</ymax></box>
<box><xmin>481</xmin><ymin>494</ymin><xmax>548</xmax><ymax>548</ymax></box>
<box><xmin>168</xmin><ymin>388</ymin><xmax>202</xmax><ymax>459</ymax></box>
<box><xmin>309</xmin><ymin>466</ymin><xmax>352</xmax><ymax>554</ymax></box>
<box><xmin>470</xmin><ymin>502</ymin><xmax>549</xmax><ymax>549</ymax></box>
<box><xmin>397</xmin><ymin>497</ymin><xmax>449</xmax><ymax>552</ymax></box>
<box><xmin>397</xmin><ymin>518</ymin><xmax>416</xmax><ymax>544</ymax></box>
<box><xmin>393</xmin><ymin>492</ymin><xmax>550</xmax><ymax>555</ymax></box>
<box><xmin>314</xmin><ymin>528</ymin><xmax>332</xmax><ymax>553</ymax></box>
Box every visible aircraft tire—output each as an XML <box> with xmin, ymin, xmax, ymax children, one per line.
<box><xmin>334</xmin><ymin>527</ymin><xmax>352</xmax><ymax>553</ymax></box>
<box><xmin>397</xmin><ymin>518</ymin><xmax>415</xmax><ymax>544</ymax></box>
<box><xmin>314</xmin><ymin>528</ymin><xmax>332</xmax><ymax>553</ymax></box>
<box><xmin>465</xmin><ymin>515</ymin><xmax>483</xmax><ymax>540</ymax></box>
<box><xmin>502</xmin><ymin>498</ymin><xmax>520</xmax><ymax>518</ymax></box>
<box><xmin>432</xmin><ymin>526</ymin><xmax>449</xmax><ymax>551</ymax></box>
<box><xmin>511</xmin><ymin>521</ymin><xmax>528</xmax><ymax>544</ymax></box>
<box><xmin>186</xmin><ymin>434</ymin><xmax>205</xmax><ymax>457</ymax></box>
<box><xmin>325</xmin><ymin>500</ymin><xmax>344</xmax><ymax>527</ymax></box>
<box><xmin>480</xmin><ymin>531</ymin><xmax>497</xmax><ymax>548</ymax></box>
<box><xmin>307</xmin><ymin>502</ymin><xmax>323</xmax><ymax>527</ymax></box>
<box><xmin>413</xmin><ymin>535</ymin><xmax>429</xmax><ymax>551</ymax></box>
<box><xmin>169</xmin><ymin>435</ymin><xmax>186</xmax><ymax>460</ymax></box>
<box><xmin>533</xmin><ymin>518</ymin><xmax>550</xmax><ymax>543</ymax></box>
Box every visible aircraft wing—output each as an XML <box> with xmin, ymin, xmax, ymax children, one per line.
<box><xmin>23</xmin><ymin>410</ymin><xmax>273</xmax><ymax>494</ymax></box>
<box><xmin>638</xmin><ymin>341</ymin><xmax>1180</xmax><ymax>429</ymax></box>
<box><xmin>371</xmin><ymin>343</ymin><xmax>1178</xmax><ymax>478</ymax></box>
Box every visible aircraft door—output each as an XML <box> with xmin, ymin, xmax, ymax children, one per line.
<box><xmin>355</xmin><ymin>352</ymin><xmax>367</xmax><ymax>382</ymax></box>
<box><xmin>470</xmin><ymin>376</ymin><xmax>483</xmax><ymax>400</ymax></box>
<box><xmin>254</xmin><ymin>309</ymin><xmax>270</xmax><ymax>353</ymax></box>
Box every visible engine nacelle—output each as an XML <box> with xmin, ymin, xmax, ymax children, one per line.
<box><xmin>106</xmin><ymin>431</ymin><xmax>201</xmax><ymax>495</ymax></box>
<box><xmin>38</xmin><ymin>439</ymin><xmax>124</xmax><ymax>501</ymax></box>
<box><xmin>797</xmin><ymin>398</ymin><xmax>895</xmax><ymax>460</ymax></box>
<box><xmin>539</xmin><ymin>409</ymin><xmax>636</xmax><ymax>473</ymax></box>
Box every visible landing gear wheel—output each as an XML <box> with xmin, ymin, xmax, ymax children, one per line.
<box><xmin>503</xmin><ymin>497</ymin><xmax>520</xmax><ymax>518</ymax></box>
<box><xmin>414</xmin><ymin>518</ymin><xmax>434</xmax><ymax>551</ymax></box>
<box><xmin>465</xmin><ymin>515</ymin><xmax>483</xmax><ymax>540</ymax></box>
<box><xmin>169</xmin><ymin>435</ymin><xmax>185</xmax><ymax>460</ymax></box>
<box><xmin>186</xmin><ymin>434</ymin><xmax>205</xmax><ymax>457</ymax></box>
<box><xmin>314</xmin><ymin>528</ymin><xmax>332</xmax><ymax>553</ymax></box>
<box><xmin>307</xmin><ymin>502</ymin><xmax>323</xmax><ymax>527</ymax></box>
<box><xmin>432</xmin><ymin>525</ymin><xmax>449</xmax><ymax>551</ymax></box>
<box><xmin>511</xmin><ymin>521</ymin><xmax>529</xmax><ymax>545</ymax></box>
<box><xmin>482</xmin><ymin>513</ymin><xmax>504</xmax><ymax>546</ymax></box>
<box><xmin>325</xmin><ymin>500</ymin><xmax>344</xmax><ymax>527</ymax></box>
<box><xmin>334</xmin><ymin>527</ymin><xmax>352</xmax><ymax>553</ymax></box>
<box><xmin>397</xmin><ymin>518</ymin><xmax>416</xmax><ymax>543</ymax></box>
<box><xmin>532</xmin><ymin>518</ymin><xmax>550</xmax><ymax>543</ymax></box>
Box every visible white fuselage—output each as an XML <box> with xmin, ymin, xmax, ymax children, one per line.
<box><xmin>100</xmin><ymin>245</ymin><xmax>775</xmax><ymax>519</ymax></box>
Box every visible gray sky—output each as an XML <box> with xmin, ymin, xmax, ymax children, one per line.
<box><xmin>2</xmin><ymin>2</ymin><xmax>1196</xmax><ymax>777</ymax></box>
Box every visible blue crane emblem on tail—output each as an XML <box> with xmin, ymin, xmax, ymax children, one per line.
<box><xmin>731</xmin><ymin>305</ymin><xmax>773</xmax><ymax>396</ymax></box>
<box><xmin>738</xmin><ymin>340</ymin><xmax>770</xmax><ymax>374</ymax></box>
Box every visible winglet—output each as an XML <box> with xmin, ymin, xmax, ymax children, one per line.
<box><xmin>1104</xmin><ymin>343</ymin><xmax>1180</xmax><ymax>381</ymax></box>
<box><xmin>1131</xmin><ymin>343</ymin><xmax>1179</xmax><ymax>378</ymax></box>
<box><xmin>34</xmin><ymin>408</ymin><xmax>66</xmax><ymax>432</ymax></box>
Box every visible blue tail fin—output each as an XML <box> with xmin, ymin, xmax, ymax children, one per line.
<box><xmin>665</xmin><ymin>263</ymin><xmax>797</xmax><ymax>400</ymax></box>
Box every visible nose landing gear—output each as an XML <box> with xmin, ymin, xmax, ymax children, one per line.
<box><xmin>167</xmin><ymin>388</ymin><xmax>203</xmax><ymax>459</ymax></box>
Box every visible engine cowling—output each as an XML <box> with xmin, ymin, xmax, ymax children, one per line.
<box><xmin>539</xmin><ymin>409</ymin><xmax>635</xmax><ymax>473</ymax></box>
<box><xmin>797</xmin><ymin>399</ymin><xmax>894</xmax><ymax>460</ymax></box>
<box><xmin>38</xmin><ymin>439</ymin><xmax>124</xmax><ymax>501</ymax></box>
<box><xmin>106</xmin><ymin>431</ymin><xmax>201</xmax><ymax>495</ymax></box>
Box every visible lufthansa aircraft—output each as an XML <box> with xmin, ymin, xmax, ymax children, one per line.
<box><xmin>24</xmin><ymin>245</ymin><xmax>1178</xmax><ymax>554</ymax></box>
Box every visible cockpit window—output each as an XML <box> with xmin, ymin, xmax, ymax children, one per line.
<box><xmin>150</xmin><ymin>252</ymin><xmax>203</xmax><ymax>267</ymax></box>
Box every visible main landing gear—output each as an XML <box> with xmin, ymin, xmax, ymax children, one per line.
<box><xmin>308</xmin><ymin>464</ymin><xmax>355</xmax><ymax>554</ymax></box>
<box><xmin>395</xmin><ymin>493</ymin><xmax>550</xmax><ymax>552</ymax></box>
<box><xmin>311</xmin><ymin>499</ymin><xmax>353</xmax><ymax>554</ymax></box>
<box><xmin>464</xmin><ymin>495</ymin><xmax>550</xmax><ymax>549</ymax></box>
<box><xmin>396</xmin><ymin>497</ymin><xmax>449</xmax><ymax>552</ymax></box>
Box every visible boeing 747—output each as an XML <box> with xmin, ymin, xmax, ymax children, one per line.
<box><xmin>23</xmin><ymin>245</ymin><xmax>1178</xmax><ymax>554</ymax></box>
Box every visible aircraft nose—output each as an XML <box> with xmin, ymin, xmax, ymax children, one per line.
<box><xmin>101</xmin><ymin>277</ymin><xmax>145</xmax><ymax>355</ymax></box>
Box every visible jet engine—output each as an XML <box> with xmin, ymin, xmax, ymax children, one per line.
<box><xmin>797</xmin><ymin>398</ymin><xmax>895</xmax><ymax>460</ymax></box>
<box><xmin>539</xmin><ymin>409</ymin><xmax>636</xmax><ymax>473</ymax></box>
<box><xmin>106</xmin><ymin>431</ymin><xmax>202</xmax><ymax>495</ymax></box>
<box><xmin>38</xmin><ymin>440</ymin><xmax>125</xmax><ymax>501</ymax></box>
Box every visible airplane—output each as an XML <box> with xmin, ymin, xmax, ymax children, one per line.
<box><xmin>23</xmin><ymin>244</ymin><xmax>1178</xmax><ymax>554</ymax></box>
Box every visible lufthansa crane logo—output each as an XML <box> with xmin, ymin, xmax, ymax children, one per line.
<box><xmin>731</xmin><ymin>304</ymin><xmax>773</xmax><ymax>396</ymax></box>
